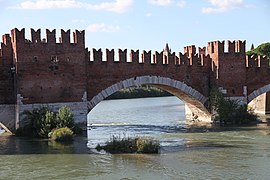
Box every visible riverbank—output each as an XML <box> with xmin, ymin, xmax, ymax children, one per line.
<box><xmin>105</xmin><ymin>86</ymin><xmax>172</xmax><ymax>100</ymax></box>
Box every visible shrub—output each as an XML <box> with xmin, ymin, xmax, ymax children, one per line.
<box><xmin>96</xmin><ymin>135</ymin><xmax>160</xmax><ymax>154</ymax></box>
<box><xmin>56</xmin><ymin>106</ymin><xmax>74</xmax><ymax>129</ymax></box>
<box><xmin>17</xmin><ymin>107</ymin><xmax>55</xmax><ymax>138</ymax></box>
<box><xmin>50</xmin><ymin>127</ymin><xmax>74</xmax><ymax>142</ymax></box>
<box><xmin>136</xmin><ymin>137</ymin><xmax>160</xmax><ymax>154</ymax></box>
<box><xmin>17</xmin><ymin>106</ymin><xmax>77</xmax><ymax>138</ymax></box>
<box><xmin>209</xmin><ymin>87</ymin><xmax>258</xmax><ymax>126</ymax></box>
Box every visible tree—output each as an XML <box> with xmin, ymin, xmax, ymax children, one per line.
<box><xmin>247</xmin><ymin>42</ymin><xmax>270</xmax><ymax>57</ymax></box>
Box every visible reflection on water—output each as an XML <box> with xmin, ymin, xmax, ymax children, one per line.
<box><xmin>1</xmin><ymin>97</ymin><xmax>270</xmax><ymax>179</ymax></box>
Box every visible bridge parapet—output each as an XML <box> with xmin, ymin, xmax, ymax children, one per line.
<box><xmin>89</xmin><ymin>47</ymin><xmax>212</xmax><ymax>68</ymax></box>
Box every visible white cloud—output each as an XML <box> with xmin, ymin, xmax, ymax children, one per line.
<box><xmin>148</xmin><ymin>0</ymin><xmax>173</xmax><ymax>6</ymax></box>
<box><xmin>202</xmin><ymin>0</ymin><xmax>245</xmax><ymax>13</ymax></box>
<box><xmin>86</xmin><ymin>23</ymin><xmax>120</xmax><ymax>33</ymax></box>
<box><xmin>145</xmin><ymin>12</ymin><xmax>152</xmax><ymax>17</ymax></box>
<box><xmin>148</xmin><ymin>0</ymin><xmax>185</xmax><ymax>8</ymax></box>
<box><xmin>71</xmin><ymin>19</ymin><xmax>85</xmax><ymax>23</ymax></box>
<box><xmin>13</xmin><ymin>0</ymin><xmax>133</xmax><ymax>13</ymax></box>
<box><xmin>176</xmin><ymin>0</ymin><xmax>186</xmax><ymax>8</ymax></box>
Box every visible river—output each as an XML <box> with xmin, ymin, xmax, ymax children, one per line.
<box><xmin>1</xmin><ymin>96</ymin><xmax>270</xmax><ymax>179</ymax></box>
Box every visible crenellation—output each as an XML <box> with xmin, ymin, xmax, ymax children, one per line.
<box><xmin>199</xmin><ymin>47</ymin><xmax>206</xmax><ymax>56</ymax></box>
<box><xmin>106</xmin><ymin>49</ymin><xmax>115</xmax><ymax>62</ymax></box>
<box><xmin>141</xmin><ymin>50</ymin><xmax>151</xmax><ymax>64</ymax></box>
<box><xmin>1</xmin><ymin>34</ymin><xmax>12</xmax><ymax>60</ymax></box>
<box><xmin>175</xmin><ymin>56</ymin><xmax>180</xmax><ymax>65</ymax></box>
<box><xmin>130</xmin><ymin>49</ymin><xmax>139</xmax><ymax>63</ymax></box>
<box><xmin>2</xmin><ymin>34</ymin><xmax>11</xmax><ymax>46</ymax></box>
<box><xmin>179</xmin><ymin>52</ymin><xmax>189</xmax><ymax>65</ymax></box>
<box><xmin>11</xmin><ymin>28</ymin><xmax>25</xmax><ymax>44</ymax></box>
<box><xmin>201</xmin><ymin>54</ymin><xmax>211</xmax><ymax>67</ymax></box>
<box><xmin>73</xmin><ymin>30</ymin><xmax>85</xmax><ymax>46</ymax></box>
<box><xmin>118</xmin><ymin>49</ymin><xmax>127</xmax><ymax>62</ymax></box>
<box><xmin>258</xmin><ymin>55</ymin><xmax>269</xmax><ymax>67</ymax></box>
<box><xmin>166</xmin><ymin>52</ymin><xmax>175</xmax><ymax>65</ymax></box>
<box><xmin>235</xmin><ymin>40</ymin><xmax>246</xmax><ymax>53</ymax></box>
<box><xmin>46</xmin><ymin>29</ymin><xmax>56</xmax><ymax>43</ymax></box>
<box><xmin>153</xmin><ymin>51</ymin><xmax>163</xmax><ymax>64</ymax></box>
<box><xmin>92</xmin><ymin>48</ymin><xmax>102</xmax><ymax>62</ymax></box>
<box><xmin>59</xmin><ymin>29</ymin><xmax>70</xmax><ymax>44</ymax></box>
<box><xmin>184</xmin><ymin>45</ymin><xmax>196</xmax><ymax>58</ymax></box>
<box><xmin>207</xmin><ymin>41</ymin><xmax>224</xmax><ymax>55</ymax></box>
<box><xmin>31</xmin><ymin>28</ymin><xmax>41</xmax><ymax>43</ymax></box>
<box><xmin>228</xmin><ymin>40</ymin><xmax>235</xmax><ymax>53</ymax></box>
<box><xmin>246</xmin><ymin>54</ymin><xmax>259</xmax><ymax>67</ymax></box>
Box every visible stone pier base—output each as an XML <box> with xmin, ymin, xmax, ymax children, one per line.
<box><xmin>185</xmin><ymin>103</ymin><xmax>212</xmax><ymax>126</ymax></box>
<box><xmin>18</xmin><ymin>102</ymin><xmax>88</xmax><ymax>128</ymax></box>
<box><xmin>248</xmin><ymin>93</ymin><xmax>270</xmax><ymax>114</ymax></box>
<box><xmin>0</xmin><ymin>104</ymin><xmax>16</xmax><ymax>132</ymax></box>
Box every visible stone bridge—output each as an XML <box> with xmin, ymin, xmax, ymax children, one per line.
<box><xmin>0</xmin><ymin>28</ymin><xmax>269</xmax><ymax>132</ymax></box>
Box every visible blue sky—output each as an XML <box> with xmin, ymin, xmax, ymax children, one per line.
<box><xmin>0</xmin><ymin>0</ymin><xmax>269</xmax><ymax>53</ymax></box>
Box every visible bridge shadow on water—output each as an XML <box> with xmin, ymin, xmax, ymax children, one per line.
<box><xmin>0</xmin><ymin>135</ymin><xmax>91</xmax><ymax>155</ymax></box>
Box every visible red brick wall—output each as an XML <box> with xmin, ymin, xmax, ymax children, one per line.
<box><xmin>0</xmin><ymin>34</ymin><xmax>15</xmax><ymax>104</ymax></box>
<box><xmin>12</xmin><ymin>28</ymin><xmax>87</xmax><ymax>104</ymax></box>
<box><xmin>2</xmin><ymin>28</ymin><xmax>269</xmax><ymax>107</ymax></box>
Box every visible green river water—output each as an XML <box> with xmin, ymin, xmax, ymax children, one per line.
<box><xmin>1</xmin><ymin>97</ymin><xmax>270</xmax><ymax>179</ymax></box>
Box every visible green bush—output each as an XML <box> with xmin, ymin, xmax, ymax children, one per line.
<box><xmin>209</xmin><ymin>87</ymin><xmax>258</xmax><ymax>126</ymax></box>
<box><xmin>56</xmin><ymin>106</ymin><xmax>74</xmax><ymax>129</ymax></box>
<box><xmin>16</xmin><ymin>106</ymin><xmax>77</xmax><ymax>138</ymax></box>
<box><xmin>50</xmin><ymin>127</ymin><xmax>74</xmax><ymax>142</ymax></box>
<box><xmin>96</xmin><ymin>135</ymin><xmax>160</xmax><ymax>154</ymax></box>
<box><xmin>17</xmin><ymin>107</ymin><xmax>55</xmax><ymax>138</ymax></box>
<box><xmin>136</xmin><ymin>137</ymin><xmax>160</xmax><ymax>154</ymax></box>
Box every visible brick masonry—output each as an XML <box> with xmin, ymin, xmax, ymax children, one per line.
<box><xmin>0</xmin><ymin>28</ymin><xmax>270</xmax><ymax>131</ymax></box>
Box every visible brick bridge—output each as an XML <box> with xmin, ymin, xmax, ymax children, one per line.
<box><xmin>0</xmin><ymin>28</ymin><xmax>270</xmax><ymax>132</ymax></box>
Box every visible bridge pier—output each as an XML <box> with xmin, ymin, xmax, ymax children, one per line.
<box><xmin>16</xmin><ymin>101</ymin><xmax>88</xmax><ymax>129</ymax></box>
<box><xmin>185</xmin><ymin>103</ymin><xmax>212</xmax><ymax>125</ymax></box>
<box><xmin>248</xmin><ymin>92</ymin><xmax>270</xmax><ymax>114</ymax></box>
<box><xmin>0</xmin><ymin>105</ymin><xmax>16</xmax><ymax>132</ymax></box>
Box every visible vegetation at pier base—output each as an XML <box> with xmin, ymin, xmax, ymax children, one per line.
<box><xmin>96</xmin><ymin>135</ymin><xmax>160</xmax><ymax>154</ymax></box>
<box><xmin>246</xmin><ymin>42</ymin><xmax>270</xmax><ymax>57</ymax></box>
<box><xmin>49</xmin><ymin>127</ymin><xmax>73</xmax><ymax>142</ymax></box>
<box><xmin>16</xmin><ymin>106</ymin><xmax>79</xmax><ymax>141</ymax></box>
<box><xmin>105</xmin><ymin>85</ymin><xmax>172</xmax><ymax>100</ymax></box>
<box><xmin>209</xmin><ymin>87</ymin><xmax>258</xmax><ymax>126</ymax></box>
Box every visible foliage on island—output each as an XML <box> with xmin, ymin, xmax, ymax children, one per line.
<box><xmin>246</xmin><ymin>42</ymin><xmax>270</xmax><ymax>57</ymax></box>
<box><xmin>96</xmin><ymin>135</ymin><xmax>160</xmax><ymax>154</ymax></box>
<box><xmin>106</xmin><ymin>85</ymin><xmax>172</xmax><ymax>100</ymax></box>
<box><xmin>209</xmin><ymin>87</ymin><xmax>258</xmax><ymax>126</ymax></box>
<box><xmin>16</xmin><ymin>106</ymin><xmax>80</xmax><ymax>141</ymax></box>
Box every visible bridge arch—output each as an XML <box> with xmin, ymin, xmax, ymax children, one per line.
<box><xmin>88</xmin><ymin>76</ymin><xmax>211</xmax><ymax>122</ymax></box>
<box><xmin>247</xmin><ymin>84</ymin><xmax>270</xmax><ymax>103</ymax></box>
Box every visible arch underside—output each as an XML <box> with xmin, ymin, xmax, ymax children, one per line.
<box><xmin>248</xmin><ymin>84</ymin><xmax>270</xmax><ymax>103</ymax></box>
<box><xmin>88</xmin><ymin>76</ymin><xmax>210</xmax><ymax>119</ymax></box>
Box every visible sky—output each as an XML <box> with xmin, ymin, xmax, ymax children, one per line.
<box><xmin>0</xmin><ymin>0</ymin><xmax>269</xmax><ymax>54</ymax></box>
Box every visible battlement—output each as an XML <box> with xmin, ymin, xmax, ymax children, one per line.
<box><xmin>90</xmin><ymin>47</ymin><xmax>211</xmax><ymax>67</ymax></box>
<box><xmin>1</xmin><ymin>34</ymin><xmax>12</xmax><ymax>59</ymax></box>
<box><xmin>246</xmin><ymin>54</ymin><xmax>270</xmax><ymax>68</ymax></box>
<box><xmin>10</xmin><ymin>28</ymin><xmax>85</xmax><ymax>45</ymax></box>
<box><xmin>207</xmin><ymin>40</ymin><xmax>246</xmax><ymax>55</ymax></box>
